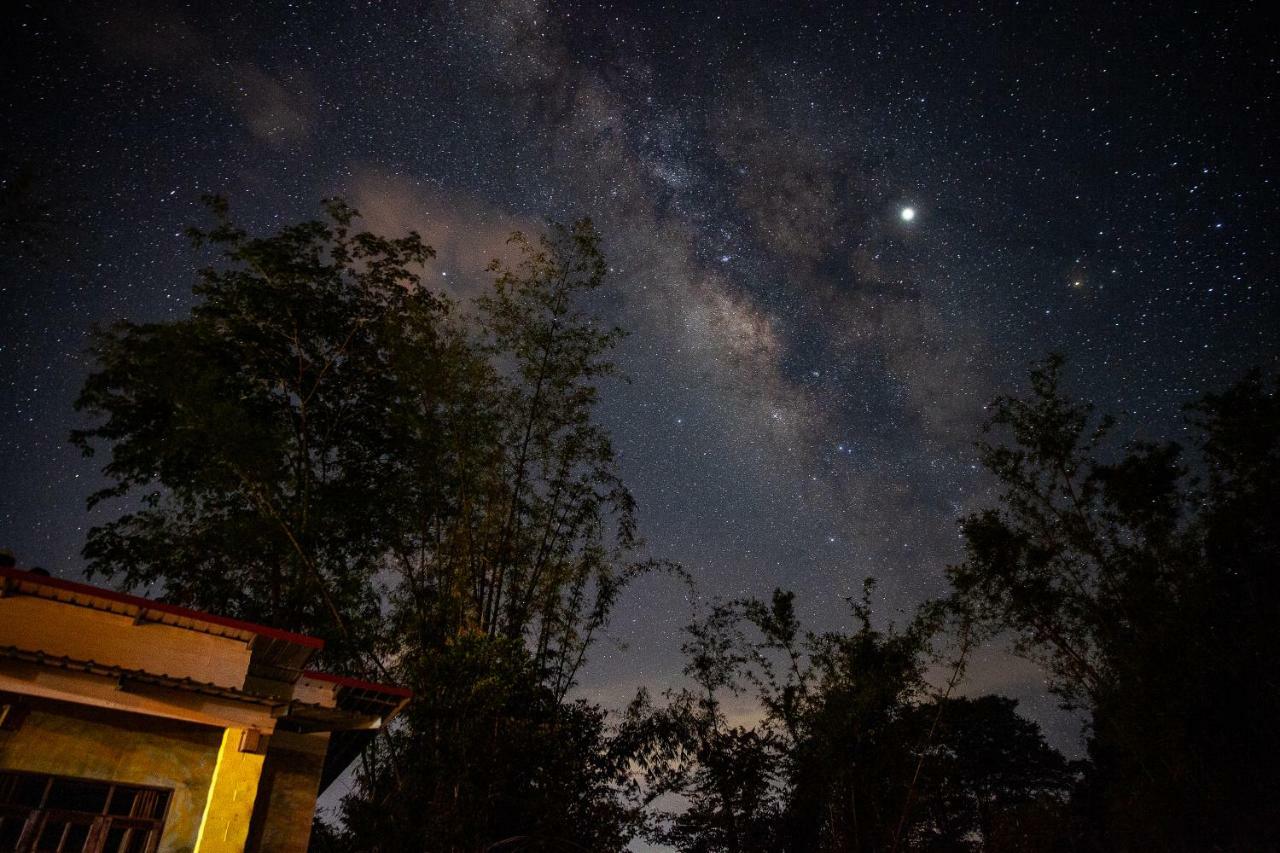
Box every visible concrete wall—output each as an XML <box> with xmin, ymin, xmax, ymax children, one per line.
<box><xmin>0</xmin><ymin>696</ymin><xmax>221</xmax><ymax>853</ymax></box>
<box><xmin>244</xmin><ymin>731</ymin><xmax>329</xmax><ymax>853</ymax></box>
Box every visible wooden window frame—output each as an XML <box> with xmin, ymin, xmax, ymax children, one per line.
<box><xmin>0</xmin><ymin>771</ymin><xmax>171</xmax><ymax>853</ymax></box>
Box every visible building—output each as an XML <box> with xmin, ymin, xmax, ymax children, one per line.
<box><xmin>0</xmin><ymin>564</ymin><xmax>410</xmax><ymax>852</ymax></box>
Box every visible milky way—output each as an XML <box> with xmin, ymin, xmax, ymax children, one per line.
<box><xmin>3</xmin><ymin>1</ymin><xmax>1277</xmax><ymax>755</ymax></box>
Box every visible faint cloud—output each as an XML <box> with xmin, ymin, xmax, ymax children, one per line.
<box><xmin>227</xmin><ymin>61</ymin><xmax>313</xmax><ymax>147</ymax></box>
<box><xmin>88</xmin><ymin>4</ymin><xmax>314</xmax><ymax>147</ymax></box>
<box><xmin>344</xmin><ymin>167</ymin><xmax>537</xmax><ymax>300</ymax></box>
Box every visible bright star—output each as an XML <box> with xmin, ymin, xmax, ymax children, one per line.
<box><xmin>900</xmin><ymin>206</ymin><xmax>916</xmax><ymax>222</ymax></box>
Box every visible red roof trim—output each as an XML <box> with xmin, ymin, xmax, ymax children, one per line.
<box><xmin>303</xmin><ymin>669</ymin><xmax>413</xmax><ymax>698</ymax></box>
<box><xmin>0</xmin><ymin>565</ymin><xmax>324</xmax><ymax>649</ymax></box>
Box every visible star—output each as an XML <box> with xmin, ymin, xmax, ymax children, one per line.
<box><xmin>4</xmin><ymin>1</ymin><xmax>1275</xmax><ymax>802</ymax></box>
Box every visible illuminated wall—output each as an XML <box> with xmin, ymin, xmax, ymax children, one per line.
<box><xmin>0</xmin><ymin>696</ymin><xmax>220</xmax><ymax>852</ymax></box>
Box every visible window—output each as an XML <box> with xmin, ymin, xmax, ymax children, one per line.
<box><xmin>0</xmin><ymin>772</ymin><xmax>170</xmax><ymax>853</ymax></box>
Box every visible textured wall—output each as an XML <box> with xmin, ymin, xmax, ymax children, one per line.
<box><xmin>0</xmin><ymin>696</ymin><xmax>221</xmax><ymax>852</ymax></box>
<box><xmin>193</xmin><ymin>727</ymin><xmax>267</xmax><ymax>853</ymax></box>
<box><xmin>244</xmin><ymin>731</ymin><xmax>329</xmax><ymax>853</ymax></box>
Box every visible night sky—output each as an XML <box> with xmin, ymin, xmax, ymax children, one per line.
<box><xmin>3</xmin><ymin>1</ymin><xmax>1278</xmax><ymax>758</ymax></box>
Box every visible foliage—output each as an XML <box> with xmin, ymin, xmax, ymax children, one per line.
<box><xmin>73</xmin><ymin>197</ymin><xmax>1278</xmax><ymax>850</ymax></box>
<box><xmin>385</xmin><ymin>219</ymin><xmax>639</xmax><ymax>691</ymax></box>
<box><xmin>627</xmin><ymin>585</ymin><xmax>1073</xmax><ymax>853</ymax></box>
<box><xmin>328</xmin><ymin>636</ymin><xmax>640</xmax><ymax>852</ymax></box>
<box><xmin>73</xmin><ymin>196</ymin><xmax>443</xmax><ymax>667</ymax></box>
<box><xmin>73</xmin><ymin>199</ymin><xmax>649</xmax><ymax>850</ymax></box>
<box><xmin>946</xmin><ymin>355</ymin><xmax>1280</xmax><ymax>851</ymax></box>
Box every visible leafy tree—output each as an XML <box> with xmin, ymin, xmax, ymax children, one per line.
<box><xmin>895</xmin><ymin>696</ymin><xmax>1074</xmax><ymax>853</ymax></box>
<box><xmin>74</xmin><ymin>199</ymin><xmax>654</xmax><ymax>850</ymax></box>
<box><xmin>382</xmin><ymin>220</ymin><xmax>641</xmax><ymax>691</ymax></box>
<box><xmin>73</xmin><ymin>196</ymin><xmax>445</xmax><ymax>667</ymax></box>
<box><xmin>334</xmin><ymin>222</ymin><xmax>658</xmax><ymax>852</ymax></box>
<box><xmin>629</xmin><ymin>600</ymin><xmax>785</xmax><ymax>853</ymax></box>
<box><xmin>946</xmin><ymin>356</ymin><xmax>1280</xmax><ymax>851</ymax></box>
<box><xmin>629</xmin><ymin>586</ymin><xmax>1073</xmax><ymax>853</ymax></box>
<box><xmin>329</xmin><ymin>635</ymin><xmax>639</xmax><ymax>853</ymax></box>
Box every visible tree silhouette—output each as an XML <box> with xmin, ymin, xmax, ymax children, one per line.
<box><xmin>947</xmin><ymin>356</ymin><xmax>1280</xmax><ymax>851</ymax></box>
<box><xmin>628</xmin><ymin>585</ymin><xmax>1073</xmax><ymax>852</ymax></box>
<box><xmin>73</xmin><ymin>199</ymin><xmax>652</xmax><ymax>851</ymax></box>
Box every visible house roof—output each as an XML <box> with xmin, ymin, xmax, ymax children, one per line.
<box><xmin>0</xmin><ymin>565</ymin><xmax>410</xmax><ymax>706</ymax></box>
<box><xmin>0</xmin><ymin>565</ymin><xmax>321</xmax><ymax>648</ymax></box>
<box><xmin>0</xmin><ymin>564</ymin><xmax>412</xmax><ymax>796</ymax></box>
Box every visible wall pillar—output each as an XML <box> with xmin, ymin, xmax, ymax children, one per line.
<box><xmin>193</xmin><ymin>727</ymin><xmax>268</xmax><ymax>853</ymax></box>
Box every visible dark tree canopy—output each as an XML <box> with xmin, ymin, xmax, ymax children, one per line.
<box><xmin>73</xmin><ymin>199</ymin><xmax>651</xmax><ymax>851</ymax></box>
<box><xmin>329</xmin><ymin>635</ymin><xmax>640</xmax><ymax>853</ymax></box>
<box><xmin>947</xmin><ymin>356</ymin><xmax>1280</xmax><ymax>852</ymax></box>
<box><xmin>625</xmin><ymin>585</ymin><xmax>1074</xmax><ymax>853</ymax></box>
<box><xmin>622</xmin><ymin>359</ymin><xmax>1279</xmax><ymax>853</ymax></box>
<box><xmin>73</xmin><ymin>196</ymin><xmax>444</xmax><ymax>666</ymax></box>
<box><xmin>71</xmin><ymin>200</ymin><xmax>1278</xmax><ymax>851</ymax></box>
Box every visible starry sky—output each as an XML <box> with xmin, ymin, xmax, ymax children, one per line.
<box><xmin>3</xmin><ymin>1</ymin><xmax>1278</xmax><ymax>753</ymax></box>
